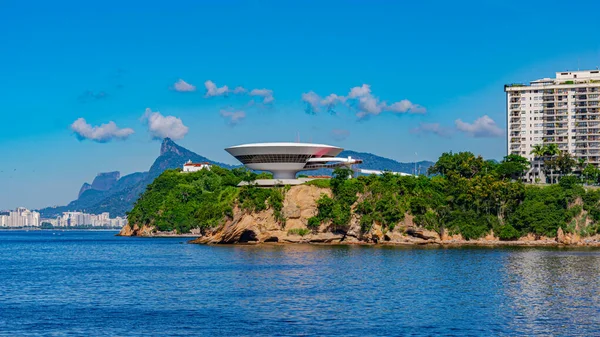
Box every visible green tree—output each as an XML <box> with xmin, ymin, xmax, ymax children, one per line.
<box><xmin>554</xmin><ymin>152</ymin><xmax>576</xmax><ymax>181</ymax></box>
<box><xmin>543</xmin><ymin>144</ymin><xmax>560</xmax><ymax>184</ymax></box>
<box><xmin>495</xmin><ymin>154</ymin><xmax>529</xmax><ymax>180</ymax></box>
<box><xmin>530</xmin><ymin>144</ymin><xmax>546</xmax><ymax>184</ymax></box>
<box><xmin>583</xmin><ymin>164</ymin><xmax>600</xmax><ymax>185</ymax></box>
<box><xmin>427</xmin><ymin>152</ymin><xmax>491</xmax><ymax>179</ymax></box>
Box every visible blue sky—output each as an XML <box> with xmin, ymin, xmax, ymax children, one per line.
<box><xmin>1</xmin><ymin>0</ymin><xmax>600</xmax><ymax>210</ymax></box>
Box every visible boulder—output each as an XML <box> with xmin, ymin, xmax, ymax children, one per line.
<box><xmin>406</xmin><ymin>227</ymin><xmax>439</xmax><ymax>241</ymax></box>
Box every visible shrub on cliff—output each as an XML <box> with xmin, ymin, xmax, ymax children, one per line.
<box><xmin>497</xmin><ymin>224</ymin><xmax>520</xmax><ymax>241</ymax></box>
<box><xmin>127</xmin><ymin>167</ymin><xmax>245</xmax><ymax>233</ymax></box>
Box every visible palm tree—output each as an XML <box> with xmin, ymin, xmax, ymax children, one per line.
<box><xmin>530</xmin><ymin>144</ymin><xmax>546</xmax><ymax>184</ymax></box>
<box><xmin>577</xmin><ymin>157</ymin><xmax>587</xmax><ymax>181</ymax></box>
<box><xmin>544</xmin><ymin>143</ymin><xmax>560</xmax><ymax>184</ymax></box>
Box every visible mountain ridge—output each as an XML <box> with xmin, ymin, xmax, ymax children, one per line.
<box><xmin>39</xmin><ymin>139</ymin><xmax>433</xmax><ymax>218</ymax></box>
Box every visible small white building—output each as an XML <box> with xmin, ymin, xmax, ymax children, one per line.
<box><xmin>183</xmin><ymin>160</ymin><xmax>212</xmax><ymax>172</ymax></box>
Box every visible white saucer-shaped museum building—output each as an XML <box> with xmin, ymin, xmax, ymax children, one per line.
<box><xmin>225</xmin><ymin>142</ymin><xmax>361</xmax><ymax>179</ymax></box>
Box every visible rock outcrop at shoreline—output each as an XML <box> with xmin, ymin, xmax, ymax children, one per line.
<box><xmin>118</xmin><ymin>185</ymin><xmax>600</xmax><ymax>246</ymax></box>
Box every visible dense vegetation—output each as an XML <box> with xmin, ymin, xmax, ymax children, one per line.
<box><xmin>128</xmin><ymin>151</ymin><xmax>600</xmax><ymax>240</ymax></box>
<box><xmin>126</xmin><ymin>167</ymin><xmax>282</xmax><ymax>233</ymax></box>
<box><xmin>309</xmin><ymin>152</ymin><xmax>600</xmax><ymax>240</ymax></box>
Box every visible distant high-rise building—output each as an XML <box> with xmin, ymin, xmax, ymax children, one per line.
<box><xmin>505</xmin><ymin>70</ymin><xmax>600</xmax><ymax>163</ymax></box>
<box><xmin>47</xmin><ymin>211</ymin><xmax>127</xmax><ymax>228</ymax></box>
<box><xmin>0</xmin><ymin>208</ymin><xmax>40</xmax><ymax>228</ymax></box>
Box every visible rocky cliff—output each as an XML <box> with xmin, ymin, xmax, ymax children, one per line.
<box><xmin>118</xmin><ymin>185</ymin><xmax>600</xmax><ymax>246</ymax></box>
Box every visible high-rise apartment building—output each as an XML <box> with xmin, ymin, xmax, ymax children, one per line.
<box><xmin>505</xmin><ymin>70</ymin><xmax>600</xmax><ymax>163</ymax></box>
<box><xmin>0</xmin><ymin>207</ymin><xmax>40</xmax><ymax>228</ymax></box>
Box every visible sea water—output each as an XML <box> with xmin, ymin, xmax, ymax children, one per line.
<box><xmin>1</xmin><ymin>231</ymin><xmax>599</xmax><ymax>336</ymax></box>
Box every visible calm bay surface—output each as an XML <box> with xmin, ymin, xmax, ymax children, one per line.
<box><xmin>1</xmin><ymin>231</ymin><xmax>599</xmax><ymax>336</ymax></box>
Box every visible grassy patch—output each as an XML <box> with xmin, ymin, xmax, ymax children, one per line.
<box><xmin>304</xmin><ymin>179</ymin><xmax>331</xmax><ymax>188</ymax></box>
<box><xmin>287</xmin><ymin>228</ymin><xmax>311</xmax><ymax>236</ymax></box>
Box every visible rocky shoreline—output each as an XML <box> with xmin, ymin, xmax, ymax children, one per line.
<box><xmin>118</xmin><ymin>224</ymin><xmax>600</xmax><ymax>247</ymax></box>
<box><xmin>118</xmin><ymin>185</ymin><xmax>600</xmax><ymax>247</ymax></box>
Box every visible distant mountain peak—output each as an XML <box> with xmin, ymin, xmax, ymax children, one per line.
<box><xmin>78</xmin><ymin>183</ymin><xmax>92</xmax><ymax>199</ymax></box>
<box><xmin>160</xmin><ymin>137</ymin><xmax>184</xmax><ymax>156</ymax></box>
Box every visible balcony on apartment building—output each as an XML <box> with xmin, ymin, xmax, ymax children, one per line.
<box><xmin>544</xmin><ymin>116</ymin><xmax>568</xmax><ymax>122</ymax></box>
<box><xmin>510</xmin><ymin>124</ymin><xmax>521</xmax><ymax>130</ymax></box>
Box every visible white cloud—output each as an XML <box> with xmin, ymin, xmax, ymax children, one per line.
<box><xmin>322</xmin><ymin>94</ymin><xmax>346</xmax><ymax>113</ymax></box>
<box><xmin>356</xmin><ymin>95</ymin><xmax>384</xmax><ymax>117</ymax></box>
<box><xmin>233</xmin><ymin>86</ymin><xmax>247</xmax><ymax>94</ymax></box>
<box><xmin>202</xmin><ymin>81</ymin><xmax>273</xmax><ymax>105</ymax></box>
<box><xmin>173</xmin><ymin>79</ymin><xmax>196</xmax><ymax>92</ymax></box>
<box><xmin>142</xmin><ymin>108</ymin><xmax>189</xmax><ymax>140</ymax></box>
<box><xmin>301</xmin><ymin>84</ymin><xmax>425</xmax><ymax>119</ymax></box>
<box><xmin>386</xmin><ymin>100</ymin><xmax>426</xmax><ymax>114</ymax></box>
<box><xmin>204</xmin><ymin>80</ymin><xmax>230</xmax><ymax>97</ymax></box>
<box><xmin>301</xmin><ymin>91</ymin><xmax>321</xmax><ymax>114</ymax></box>
<box><xmin>348</xmin><ymin>84</ymin><xmax>371</xmax><ymax>99</ymax></box>
<box><xmin>410</xmin><ymin>122</ymin><xmax>453</xmax><ymax>138</ymax></box>
<box><xmin>455</xmin><ymin>115</ymin><xmax>503</xmax><ymax>138</ymax></box>
<box><xmin>331</xmin><ymin>129</ymin><xmax>350</xmax><ymax>141</ymax></box>
<box><xmin>220</xmin><ymin>109</ymin><xmax>246</xmax><ymax>125</ymax></box>
<box><xmin>250</xmin><ymin>88</ymin><xmax>274</xmax><ymax>104</ymax></box>
<box><xmin>301</xmin><ymin>92</ymin><xmax>347</xmax><ymax>114</ymax></box>
<box><xmin>71</xmin><ymin>118</ymin><xmax>134</xmax><ymax>143</ymax></box>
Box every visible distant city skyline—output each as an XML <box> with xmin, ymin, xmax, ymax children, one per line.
<box><xmin>0</xmin><ymin>207</ymin><xmax>126</xmax><ymax>229</ymax></box>
<box><xmin>1</xmin><ymin>0</ymin><xmax>600</xmax><ymax>209</ymax></box>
